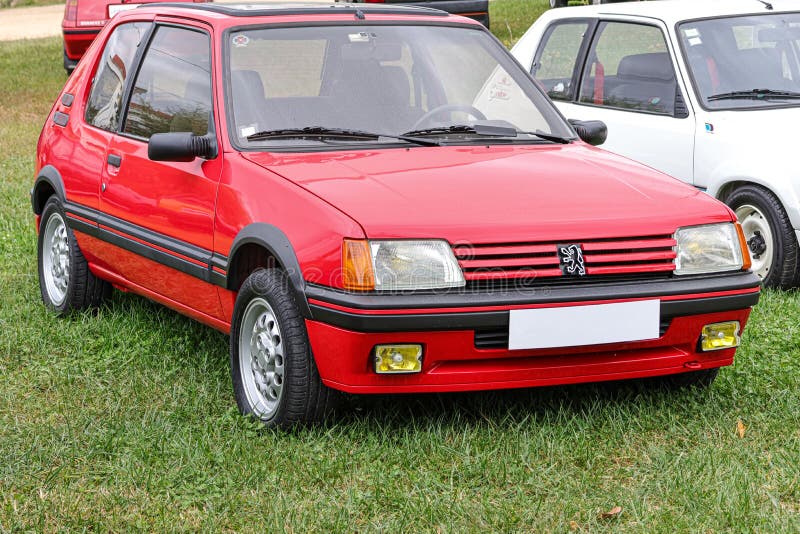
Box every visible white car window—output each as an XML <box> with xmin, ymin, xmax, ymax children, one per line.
<box><xmin>533</xmin><ymin>21</ymin><xmax>590</xmax><ymax>101</ymax></box>
<box><xmin>579</xmin><ymin>21</ymin><xmax>677</xmax><ymax>116</ymax></box>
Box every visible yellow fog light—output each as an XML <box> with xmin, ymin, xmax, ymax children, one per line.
<box><xmin>374</xmin><ymin>344</ymin><xmax>423</xmax><ymax>374</ymax></box>
<box><xmin>700</xmin><ymin>321</ymin><xmax>741</xmax><ymax>351</ymax></box>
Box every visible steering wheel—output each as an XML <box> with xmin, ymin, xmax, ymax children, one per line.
<box><xmin>409</xmin><ymin>104</ymin><xmax>487</xmax><ymax>131</ymax></box>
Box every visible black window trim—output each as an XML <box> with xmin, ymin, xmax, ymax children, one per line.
<box><xmin>221</xmin><ymin>19</ymin><xmax>576</xmax><ymax>153</ymax></box>
<box><xmin>675</xmin><ymin>10</ymin><xmax>800</xmax><ymax>113</ymax></box>
<box><xmin>116</xmin><ymin>21</ymin><xmax>217</xmax><ymax>150</ymax></box>
<box><xmin>571</xmin><ymin>18</ymin><xmax>690</xmax><ymax>119</ymax></box>
<box><xmin>532</xmin><ymin>17</ymin><xmax>599</xmax><ymax>103</ymax></box>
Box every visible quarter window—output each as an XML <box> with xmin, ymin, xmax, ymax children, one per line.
<box><xmin>123</xmin><ymin>26</ymin><xmax>212</xmax><ymax>139</ymax></box>
<box><xmin>533</xmin><ymin>21</ymin><xmax>590</xmax><ymax>101</ymax></box>
<box><xmin>579</xmin><ymin>22</ymin><xmax>677</xmax><ymax>115</ymax></box>
<box><xmin>85</xmin><ymin>22</ymin><xmax>151</xmax><ymax>131</ymax></box>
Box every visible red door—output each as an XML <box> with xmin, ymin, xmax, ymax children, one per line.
<box><xmin>97</xmin><ymin>23</ymin><xmax>223</xmax><ymax>317</ymax></box>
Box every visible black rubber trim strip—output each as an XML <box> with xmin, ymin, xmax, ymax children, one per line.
<box><xmin>53</xmin><ymin>112</ymin><xmax>69</xmax><ymax>127</ymax></box>
<box><xmin>63</xmin><ymin>201</ymin><xmax>226</xmax><ymax>286</ymax></box>
<box><xmin>305</xmin><ymin>271</ymin><xmax>761</xmax><ymax>311</ymax></box>
<box><xmin>61</xmin><ymin>93</ymin><xmax>74</xmax><ymax>107</ymax></box>
<box><xmin>62</xmin><ymin>29</ymin><xmax>101</xmax><ymax>35</ymax></box>
<box><xmin>308</xmin><ymin>291</ymin><xmax>760</xmax><ymax>333</ymax></box>
<box><xmin>151</xmin><ymin>3</ymin><xmax>450</xmax><ymax>17</ymax></box>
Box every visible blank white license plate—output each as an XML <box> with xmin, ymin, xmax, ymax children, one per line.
<box><xmin>108</xmin><ymin>4</ymin><xmax>140</xmax><ymax>16</ymax></box>
<box><xmin>508</xmin><ymin>300</ymin><xmax>660</xmax><ymax>350</ymax></box>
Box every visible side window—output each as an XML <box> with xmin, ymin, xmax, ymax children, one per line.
<box><xmin>123</xmin><ymin>26</ymin><xmax>211</xmax><ymax>139</ymax></box>
<box><xmin>85</xmin><ymin>22</ymin><xmax>151</xmax><ymax>131</ymax></box>
<box><xmin>579</xmin><ymin>22</ymin><xmax>677</xmax><ymax>115</ymax></box>
<box><xmin>533</xmin><ymin>21</ymin><xmax>590</xmax><ymax>101</ymax></box>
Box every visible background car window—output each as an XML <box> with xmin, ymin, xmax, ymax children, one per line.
<box><xmin>533</xmin><ymin>21</ymin><xmax>589</xmax><ymax>101</ymax></box>
<box><xmin>579</xmin><ymin>22</ymin><xmax>677</xmax><ymax>115</ymax></box>
<box><xmin>85</xmin><ymin>22</ymin><xmax>151</xmax><ymax>131</ymax></box>
<box><xmin>679</xmin><ymin>14</ymin><xmax>800</xmax><ymax>109</ymax></box>
<box><xmin>123</xmin><ymin>26</ymin><xmax>211</xmax><ymax>139</ymax></box>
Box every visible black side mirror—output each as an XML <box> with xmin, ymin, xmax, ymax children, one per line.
<box><xmin>148</xmin><ymin>132</ymin><xmax>216</xmax><ymax>162</ymax></box>
<box><xmin>568</xmin><ymin>119</ymin><xmax>608</xmax><ymax>146</ymax></box>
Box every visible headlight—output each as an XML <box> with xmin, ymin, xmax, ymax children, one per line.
<box><xmin>342</xmin><ymin>239</ymin><xmax>465</xmax><ymax>291</ymax></box>
<box><xmin>674</xmin><ymin>223</ymin><xmax>747</xmax><ymax>275</ymax></box>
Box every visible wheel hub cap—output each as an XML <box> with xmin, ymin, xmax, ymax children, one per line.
<box><xmin>735</xmin><ymin>204</ymin><xmax>774</xmax><ymax>281</ymax></box>
<box><xmin>239</xmin><ymin>298</ymin><xmax>285</xmax><ymax>419</ymax></box>
<box><xmin>42</xmin><ymin>212</ymin><xmax>70</xmax><ymax>305</ymax></box>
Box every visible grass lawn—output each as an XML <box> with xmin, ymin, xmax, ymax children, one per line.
<box><xmin>0</xmin><ymin>0</ymin><xmax>62</xmax><ymax>8</ymax></box>
<box><xmin>1</xmin><ymin>4</ymin><xmax>800</xmax><ymax>530</ymax></box>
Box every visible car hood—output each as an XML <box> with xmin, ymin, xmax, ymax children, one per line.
<box><xmin>242</xmin><ymin>143</ymin><xmax>732</xmax><ymax>242</ymax></box>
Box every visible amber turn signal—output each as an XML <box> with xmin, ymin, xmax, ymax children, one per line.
<box><xmin>343</xmin><ymin>239</ymin><xmax>375</xmax><ymax>291</ymax></box>
<box><xmin>735</xmin><ymin>222</ymin><xmax>752</xmax><ymax>271</ymax></box>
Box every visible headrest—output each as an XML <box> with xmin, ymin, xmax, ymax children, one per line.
<box><xmin>617</xmin><ymin>53</ymin><xmax>675</xmax><ymax>82</ymax></box>
<box><xmin>231</xmin><ymin>69</ymin><xmax>265</xmax><ymax>100</ymax></box>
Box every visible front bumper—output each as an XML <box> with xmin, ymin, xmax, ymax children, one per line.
<box><xmin>304</xmin><ymin>272</ymin><xmax>760</xmax><ymax>393</ymax></box>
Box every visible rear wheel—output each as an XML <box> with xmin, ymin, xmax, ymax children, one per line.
<box><xmin>63</xmin><ymin>46</ymin><xmax>77</xmax><ymax>75</ymax></box>
<box><xmin>230</xmin><ymin>268</ymin><xmax>338</xmax><ymax>428</ymax></box>
<box><xmin>726</xmin><ymin>184</ymin><xmax>799</xmax><ymax>288</ymax></box>
<box><xmin>38</xmin><ymin>197</ymin><xmax>110</xmax><ymax>315</ymax></box>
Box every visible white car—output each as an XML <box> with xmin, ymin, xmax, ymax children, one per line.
<box><xmin>512</xmin><ymin>0</ymin><xmax>800</xmax><ymax>288</ymax></box>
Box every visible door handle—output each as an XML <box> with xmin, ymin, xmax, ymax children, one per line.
<box><xmin>107</xmin><ymin>154</ymin><xmax>122</xmax><ymax>168</ymax></box>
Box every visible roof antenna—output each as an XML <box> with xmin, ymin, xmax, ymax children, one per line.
<box><xmin>756</xmin><ymin>0</ymin><xmax>773</xmax><ymax>9</ymax></box>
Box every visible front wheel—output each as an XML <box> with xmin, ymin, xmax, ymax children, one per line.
<box><xmin>726</xmin><ymin>184</ymin><xmax>799</xmax><ymax>288</ymax></box>
<box><xmin>37</xmin><ymin>197</ymin><xmax>110</xmax><ymax>315</ymax></box>
<box><xmin>230</xmin><ymin>268</ymin><xmax>338</xmax><ymax>428</ymax></box>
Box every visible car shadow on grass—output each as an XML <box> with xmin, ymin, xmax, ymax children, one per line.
<box><xmin>99</xmin><ymin>291</ymin><xmax>723</xmax><ymax>432</ymax></box>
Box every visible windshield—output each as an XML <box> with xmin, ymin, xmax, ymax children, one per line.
<box><xmin>678</xmin><ymin>13</ymin><xmax>800</xmax><ymax>110</ymax></box>
<box><xmin>226</xmin><ymin>24</ymin><xmax>573</xmax><ymax>148</ymax></box>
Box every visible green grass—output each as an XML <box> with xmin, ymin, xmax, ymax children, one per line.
<box><xmin>0</xmin><ymin>0</ymin><xmax>62</xmax><ymax>8</ymax></box>
<box><xmin>491</xmin><ymin>0</ymin><xmax>549</xmax><ymax>47</ymax></box>
<box><xmin>2</xmin><ymin>19</ymin><xmax>800</xmax><ymax>532</ymax></box>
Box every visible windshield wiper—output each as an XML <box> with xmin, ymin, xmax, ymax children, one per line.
<box><xmin>402</xmin><ymin>124</ymin><xmax>572</xmax><ymax>144</ymax></box>
<box><xmin>708</xmin><ymin>89</ymin><xmax>800</xmax><ymax>101</ymax></box>
<box><xmin>245</xmin><ymin>126</ymin><xmax>441</xmax><ymax>146</ymax></box>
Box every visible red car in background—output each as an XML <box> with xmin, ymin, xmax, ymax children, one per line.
<box><xmin>61</xmin><ymin>0</ymin><xmax>209</xmax><ymax>74</ymax></box>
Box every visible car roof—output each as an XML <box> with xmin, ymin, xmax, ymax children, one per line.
<box><xmin>545</xmin><ymin>0</ymin><xmax>800</xmax><ymax>25</ymax></box>
<box><xmin>134</xmin><ymin>2</ymin><xmax>454</xmax><ymax>20</ymax></box>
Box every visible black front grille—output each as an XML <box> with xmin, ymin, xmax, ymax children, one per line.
<box><xmin>464</xmin><ymin>272</ymin><xmax>672</xmax><ymax>292</ymax></box>
<box><xmin>474</xmin><ymin>317</ymin><xmax>673</xmax><ymax>349</ymax></box>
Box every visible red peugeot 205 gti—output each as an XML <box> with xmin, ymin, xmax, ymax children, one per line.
<box><xmin>34</xmin><ymin>3</ymin><xmax>760</xmax><ymax>427</ymax></box>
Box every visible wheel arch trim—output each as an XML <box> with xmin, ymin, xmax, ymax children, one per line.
<box><xmin>31</xmin><ymin>165</ymin><xmax>67</xmax><ymax>215</ymax></box>
<box><xmin>224</xmin><ymin>223</ymin><xmax>312</xmax><ymax>318</ymax></box>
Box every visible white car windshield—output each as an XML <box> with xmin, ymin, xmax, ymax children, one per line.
<box><xmin>679</xmin><ymin>13</ymin><xmax>800</xmax><ymax>109</ymax></box>
<box><xmin>226</xmin><ymin>24</ymin><xmax>573</xmax><ymax>148</ymax></box>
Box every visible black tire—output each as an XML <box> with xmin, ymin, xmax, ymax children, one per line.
<box><xmin>230</xmin><ymin>268</ymin><xmax>338</xmax><ymax>428</ymax></box>
<box><xmin>37</xmin><ymin>197</ymin><xmax>111</xmax><ymax>315</ymax></box>
<box><xmin>63</xmin><ymin>47</ymin><xmax>76</xmax><ymax>76</ymax></box>
<box><xmin>725</xmin><ymin>184</ymin><xmax>799</xmax><ymax>289</ymax></box>
<box><xmin>656</xmin><ymin>368</ymin><xmax>719</xmax><ymax>390</ymax></box>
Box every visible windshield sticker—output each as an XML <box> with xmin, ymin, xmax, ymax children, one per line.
<box><xmin>684</xmin><ymin>28</ymin><xmax>700</xmax><ymax>38</ymax></box>
<box><xmin>232</xmin><ymin>35</ymin><xmax>250</xmax><ymax>48</ymax></box>
<box><xmin>348</xmin><ymin>32</ymin><xmax>374</xmax><ymax>43</ymax></box>
<box><xmin>688</xmin><ymin>36</ymin><xmax>703</xmax><ymax>46</ymax></box>
<box><xmin>240</xmin><ymin>125</ymin><xmax>256</xmax><ymax>137</ymax></box>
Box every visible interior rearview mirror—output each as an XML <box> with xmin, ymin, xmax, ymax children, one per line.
<box><xmin>148</xmin><ymin>132</ymin><xmax>217</xmax><ymax>162</ymax></box>
<box><xmin>568</xmin><ymin>119</ymin><xmax>608</xmax><ymax>146</ymax></box>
